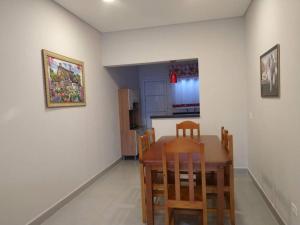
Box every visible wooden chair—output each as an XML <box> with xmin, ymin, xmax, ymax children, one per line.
<box><xmin>138</xmin><ymin>134</ymin><xmax>164</xmax><ymax>223</ymax></box>
<box><xmin>176</xmin><ymin>121</ymin><xmax>200</xmax><ymax>138</ymax></box>
<box><xmin>162</xmin><ymin>138</ymin><xmax>207</xmax><ymax>225</ymax></box>
<box><xmin>207</xmin><ymin>131</ymin><xmax>235</xmax><ymax>225</ymax></box>
<box><xmin>221</xmin><ymin>126</ymin><xmax>229</xmax><ymax>147</ymax></box>
<box><xmin>205</xmin><ymin>127</ymin><xmax>228</xmax><ymax>187</ymax></box>
<box><xmin>225</xmin><ymin>134</ymin><xmax>235</xmax><ymax>225</ymax></box>
<box><xmin>145</xmin><ymin>128</ymin><xmax>156</xmax><ymax>145</ymax></box>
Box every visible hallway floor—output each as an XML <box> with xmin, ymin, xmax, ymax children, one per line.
<box><xmin>41</xmin><ymin>160</ymin><xmax>279</xmax><ymax>225</ymax></box>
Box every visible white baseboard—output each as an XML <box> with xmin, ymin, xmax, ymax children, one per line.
<box><xmin>248</xmin><ymin>169</ymin><xmax>286</xmax><ymax>225</ymax></box>
<box><xmin>26</xmin><ymin>158</ymin><xmax>122</xmax><ymax>225</ymax></box>
<box><xmin>234</xmin><ymin>167</ymin><xmax>248</xmax><ymax>174</ymax></box>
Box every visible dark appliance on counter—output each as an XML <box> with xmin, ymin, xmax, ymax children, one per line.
<box><xmin>129</xmin><ymin>102</ymin><xmax>139</xmax><ymax>129</ymax></box>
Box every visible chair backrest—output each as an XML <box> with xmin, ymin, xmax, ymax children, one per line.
<box><xmin>138</xmin><ymin>134</ymin><xmax>150</xmax><ymax>161</ymax></box>
<box><xmin>176</xmin><ymin>121</ymin><xmax>200</xmax><ymax>138</ymax></box>
<box><xmin>162</xmin><ymin>138</ymin><xmax>207</xmax><ymax>209</ymax></box>
<box><xmin>224</xmin><ymin>133</ymin><xmax>233</xmax><ymax>161</ymax></box>
<box><xmin>221</xmin><ymin>126</ymin><xmax>229</xmax><ymax>147</ymax></box>
<box><xmin>145</xmin><ymin>128</ymin><xmax>155</xmax><ymax>145</ymax></box>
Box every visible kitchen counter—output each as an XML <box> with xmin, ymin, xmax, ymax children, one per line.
<box><xmin>150</xmin><ymin>113</ymin><xmax>200</xmax><ymax>119</ymax></box>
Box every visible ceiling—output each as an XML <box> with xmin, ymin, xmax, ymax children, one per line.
<box><xmin>54</xmin><ymin>0</ymin><xmax>252</xmax><ymax>32</ymax></box>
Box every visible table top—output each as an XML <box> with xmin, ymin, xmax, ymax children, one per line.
<box><xmin>142</xmin><ymin>135</ymin><xmax>231</xmax><ymax>167</ymax></box>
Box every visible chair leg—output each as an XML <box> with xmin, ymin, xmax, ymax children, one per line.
<box><xmin>140</xmin><ymin>166</ymin><xmax>146</xmax><ymax>223</ymax></box>
<box><xmin>170</xmin><ymin>212</ymin><xmax>175</xmax><ymax>225</ymax></box>
<box><xmin>230</xmin><ymin>195</ymin><xmax>235</xmax><ymax>225</ymax></box>
<box><xmin>229</xmin><ymin>165</ymin><xmax>235</xmax><ymax>225</ymax></box>
<box><xmin>141</xmin><ymin>183</ymin><xmax>146</xmax><ymax>223</ymax></box>
<box><xmin>202</xmin><ymin>207</ymin><xmax>207</xmax><ymax>225</ymax></box>
<box><xmin>165</xmin><ymin>207</ymin><xmax>171</xmax><ymax>225</ymax></box>
<box><xmin>200</xmin><ymin>213</ymin><xmax>203</xmax><ymax>225</ymax></box>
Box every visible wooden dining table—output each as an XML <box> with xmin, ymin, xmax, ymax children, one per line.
<box><xmin>142</xmin><ymin>135</ymin><xmax>232</xmax><ymax>225</ymax></box>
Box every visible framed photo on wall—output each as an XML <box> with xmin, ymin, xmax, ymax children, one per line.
<box><xmin>260</xmin><ymin>44</ymin><xmax>280</xmax><ymax>97</ymax></box>
<box><xmin>42</xmin><ymin>50</ymin><xmax>86</xmax><ymax>107</ymax></box>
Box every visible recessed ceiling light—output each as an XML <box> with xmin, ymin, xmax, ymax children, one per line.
<box><xmin>102</xmin><ymin>0</ymin><xmax>114</xmax><ymax>3</ymax></box>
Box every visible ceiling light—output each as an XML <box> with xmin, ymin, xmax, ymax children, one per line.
<box><xmin>102</xmin><ymin>0</ymin><xmax>114</xmax><ymax>3</ymax></box>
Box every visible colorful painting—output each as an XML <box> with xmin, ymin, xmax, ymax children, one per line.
<box><xmin>42</xmin><ymin>50</ymin><xmax>86</xmax><ymax>107</ymax></box>
<box><xmin>260</xmin><ymin>44</ymin><xmax>280</xmax><ymax>97</ymax></box>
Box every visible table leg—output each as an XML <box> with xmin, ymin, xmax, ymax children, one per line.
<box><xmin>217</xmin><ymin>166</ymin><xmax>225</xmax><ymax>225</ymax></box>
<box><xmin>145</xmin><ymin>166</ymin><xmax>154</xmax><ymax>225</ymax></box>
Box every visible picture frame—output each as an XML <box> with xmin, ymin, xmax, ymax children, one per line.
<box><xmin>42</xmin><ymin>49</ymin><xmax>86</xmax><ymax>107</ymax></box>
<box><xmin>260</xmin><ymin>44</ymin><xmax>280</xmax><ymax>97</ymax></box>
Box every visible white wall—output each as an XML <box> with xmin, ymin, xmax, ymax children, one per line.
<box><xmin>245</xmin><ymin>1</ymin><xmax>300</xmax><ymax>225</ymax></box>
<box><xmin>0</xmin><ymin>1</ymin><xmax>121</xmax><ymax>225</ymax></box>
<box><xmin>102</xmin><ymin>18</ymin><xmax>248</xmax><ymax>168</ymax></box>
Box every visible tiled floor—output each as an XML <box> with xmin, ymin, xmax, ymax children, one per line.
<box><xmin>41</xmin><ymin>160</ymin><xmax>279</xmax><ymax>225</ymax></box>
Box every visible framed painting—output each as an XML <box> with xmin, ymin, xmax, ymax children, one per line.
<box><xmin>260</xmin><ymin>44</ymin><xmax>280</xmax><ymax>97</ymax></box>
<box><xmin>42</xmin><ymin>50</ymin><xmax>86</xmax><ymax>107</ymax></box>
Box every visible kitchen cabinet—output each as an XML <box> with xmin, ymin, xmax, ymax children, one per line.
<box><xmin>118</xmin><ymin>89</ymin><xmax>142</xmax><ymax>157</ymax></box>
